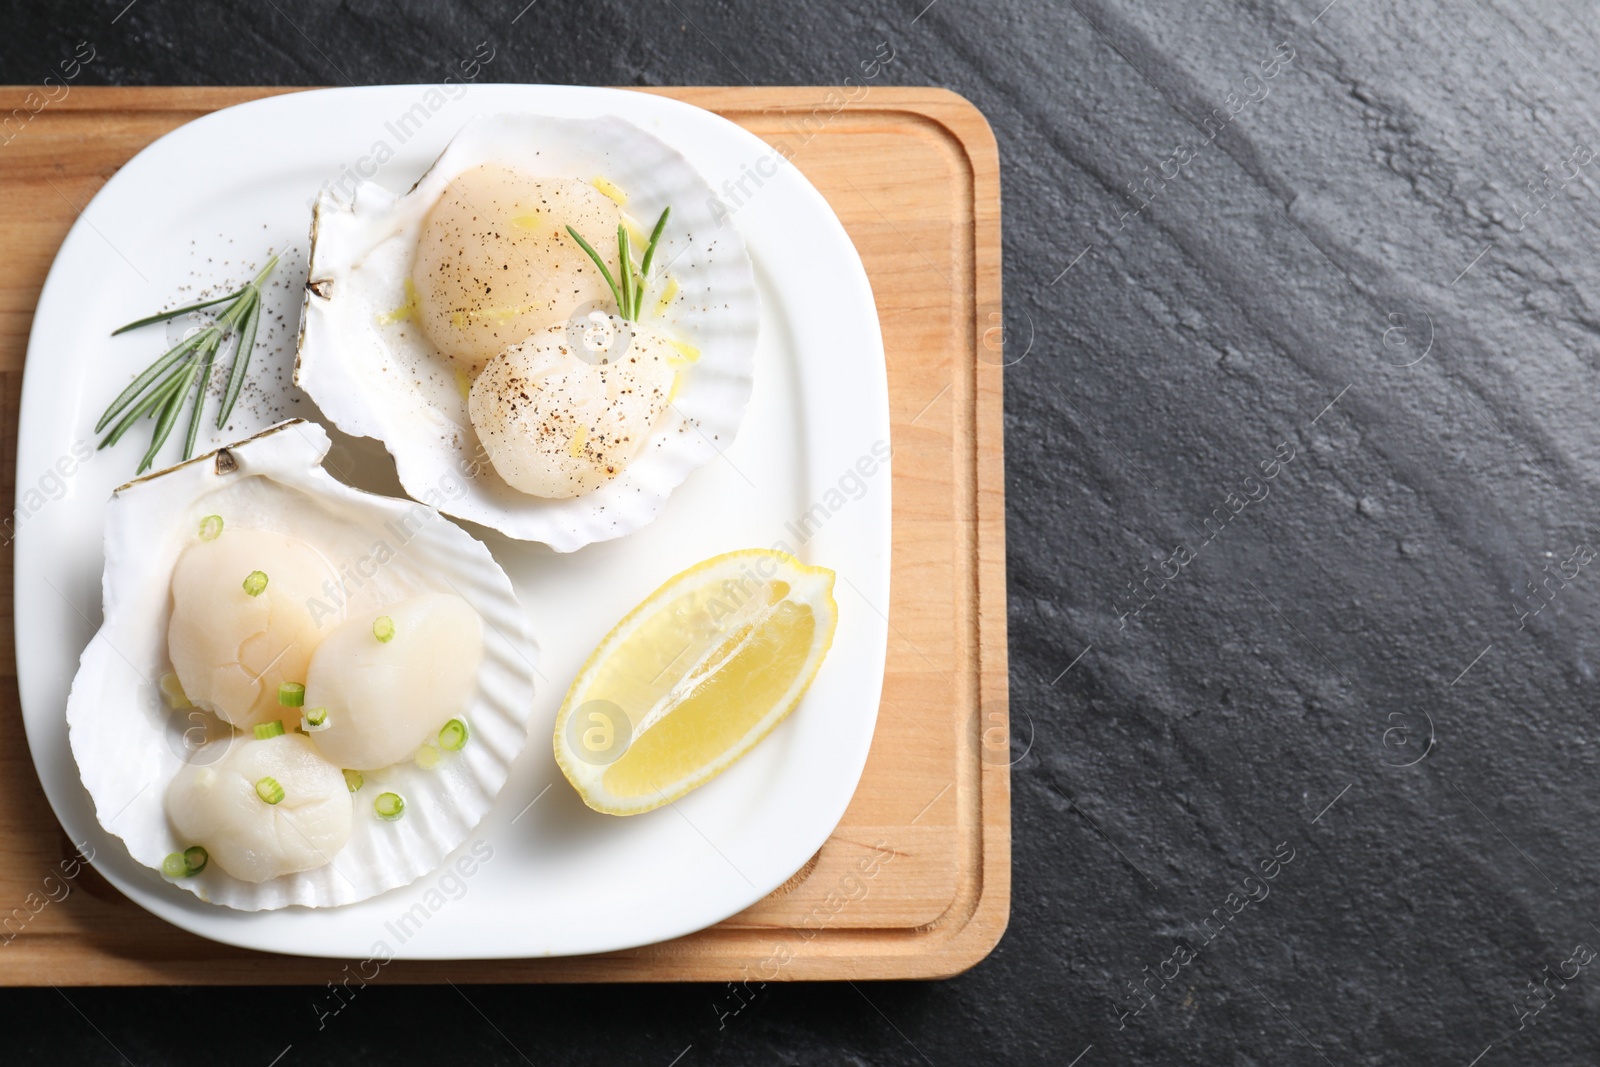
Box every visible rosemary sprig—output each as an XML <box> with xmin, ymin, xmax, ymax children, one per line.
<box><xmin>98</xmin><ymin>255</ymin><xmax>278</xmax><ymax>473</ymax></box>
<box><xmin>566</xmin><ymin>206</ymin><xmax>671</xmax><ymax>322</ymax></box>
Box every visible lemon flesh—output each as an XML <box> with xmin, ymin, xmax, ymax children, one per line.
<box><xmin>555</xmin><ymin>550</ymin><xmax>838</xmax><ymax>815</ymax></box>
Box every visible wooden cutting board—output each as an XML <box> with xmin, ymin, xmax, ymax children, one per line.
<box><xmin>0</xmin><ymin>86</ymin><xmax>1007</xmax><ymax>983</ymax></box>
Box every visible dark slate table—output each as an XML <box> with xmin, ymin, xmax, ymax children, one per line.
<box><xmin>6</xmin><ymin>0</ymin><xmax>1597</xmax><ymax>1062</ymax></box>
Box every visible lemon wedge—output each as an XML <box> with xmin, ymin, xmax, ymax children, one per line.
<box><xmin>554</xmin><ymin>549</ymin><xmax>838</xmax><ymax>815</ymax></box>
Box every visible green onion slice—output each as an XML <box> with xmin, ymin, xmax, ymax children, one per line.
<box><xmin>373</xmin><ymin>616</ymin><xmax>395</xmax><ymax>643</ymax></box>
<box><xmin>438</xmin><ymin>718</ymin><xmax>469</xmax><ymax>751</ymax></box>
<box><xmin>161</xmin><ymin>845</ymin><xmax>209</xmax><ymax>878</ymax></box>
<box><xmin>374</xmin><ymin>792</ymin><xmax>405</xmax><ymax>821</ymax></box>
<box><xmin>242</xmin><ymin>570</ymin><xmax>268</xmax><ymax>597</ymax></box>
<box><xmin>278</xmin><ymin>682</ymin><xmax>305</xmax><ymax>708</ymax></box>
<box><xmin>198</xmin><ymin>514</ymin><xmax>223</xmax><ymax>541</ymax></box>
<box><xmin>253</xmin><ymin>720</ymin><xmax>285</xmax><ymax>740</ymax></box>
<box><xmin>159</xmin><ymin>672</ymin><xmax>192</xmax><ymax>710</ymax></box>
<box><xmin>304</xmin><ymin>706</ymin><xmax>328</xmax><ymax>727</ymax></box>
<box><xmin>343</xmin><ymin>769</ymin><xmax>364</xmax><ymax>793</ymax></box>
<box><xmin>255</xmin><ymin>776</ymin><xmax>285</xmax><ymax>804</ymax></box>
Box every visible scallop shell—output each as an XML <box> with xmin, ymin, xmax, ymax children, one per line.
<box><xmin>64</xmin><ymin>420</ymin><xmax>539</xmax><ymax>911</ymax></box>
<box><xmin>297</xmin><ymin>113</ymin><xmax>760</xmax><ymax>551</ymax></box>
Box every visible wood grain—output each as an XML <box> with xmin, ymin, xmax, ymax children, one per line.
<box><xmin>0</xmin><ymin>86</ymin><xmax>1006</xmax><ymax>983</ymax></box>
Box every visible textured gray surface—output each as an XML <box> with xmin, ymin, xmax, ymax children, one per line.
<box><xmin>7</xmin><ymin>0</ymin><xmax>1600</xmax><ymax>1063</ymax></box>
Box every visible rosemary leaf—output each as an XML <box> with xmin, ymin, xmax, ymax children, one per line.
<box><xmin>249</xmin><ymin>254</ymin><xmax>280</xmax><ymax>290</ymax></box>
<box><xmin>183</xmin><ymin>334</ymin><xmax>220</xmax><ymax>461</ymax></box>
<box><xmin>100</xmin><ymin>362</ymin><xmax>191</xmax><ymax>449</ymax></box>
<box><xmin>639</xmin><ymin>207</ymin><xmax>670</xmax><ymax>282</ymax></box>
<box><xmin>140</xmin><ymin>359</ymin><xmax>201</xmax><ymax>473</ymax></box>
<box><xmin>617</xmin><ymin>224</ymin><xmax>635</xmax><ymax>320</ymax></box>
<box><xmin>566</xmin><ymin>225</ymin><xmax>624</xmax><ymax>316</ymax></box>
<box><xmin>111</xmin><ymin>289</ymin><xmax>243</xmax><ymax>336</ymax></box>
<box><xmin>216</xmin><ymin>293</ymin><xmax>260</xmax><ymax>429</ymax></box>
<box><xmin>96</xmin><ymin>328</ymin><xmax>213</xmax><ymax>432</ymax></box>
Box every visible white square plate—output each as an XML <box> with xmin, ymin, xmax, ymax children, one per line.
<box><xmin>15</xmin><ymin>85</ymin><xmax>890</xmax><ymax>959</ymax></box>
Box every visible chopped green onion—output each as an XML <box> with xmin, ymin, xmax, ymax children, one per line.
<box><xmin>198</xmin><ymin>514</ymin><xmax>224</xmax><ymax>541</ymax></box>
<box><xmin>278</xmin><ymin>682</ymin><xmax>305</xmax><ymax>708</ymax></box>
<box><xmin>305</xmin><ymin>706</ymin><xmax>327</xmax><ymax>727</ymax></box>
<box><xmin>255</xmin><ymin>776</ymin><xmax>284</xmax><ymax>804</ymax></box>
<box><xmin>374</xmin><ymin>792</ymin><xmax>405</xmax><ymax>821</ymax></box>
<box><xmin>159</xmin><ymin>672</ymin><xmax>192</xmax><ymax>709</ymax></box>
<box><xmin>414</xmin><ymin>744</ymin><xmax>440</xmax><ymax>770</ymax></box>
<box><xmin>438</xmin><ymin>718</ymin><xmax>469</xmax><ymax>751</ymax></box>
<box><xmin>243</xmin><ymin>570</ymin><xmax>268</xmax><ymax>597</ymax></box>
<box><xmin>343</xmin><ymin>769</ymin><xmax>364</xmax><ymax>792</ymax></box>
<box><xmin>253</xmin><ymin>720</ymin><xmax>285</xmax><ymax>740</ymax></box>
<box><xmin>161</xmin><ymin>845</ymin><xmax>208</xmax><ymax>879</ymax></box>
<box><xmin>373</xmin><ymin>616</ymin><xmax>395</xmax><ymax>643</ymax></box>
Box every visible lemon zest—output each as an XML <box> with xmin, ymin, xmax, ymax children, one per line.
<box><xmin>666</xmin><ymin>338</ymin><xmax>701</xmax><ymax>366</ymax></box>
<box><xmin>450</xmin><ymin>303</ymin><xmax>537</xmax><ymax>328</ymax></box>
<box><xmin>376</xmin><ymin>278</ymin><xmax>419</xmax><ymax>325</ymax></box>
<box><xmin>622</xmin><ymin>215</ymin><xmax>649</xmax><ymax>249</ymax></box>
<box><xmin>591</xmin><ymin>176</ymin><xmax>628</xmax><ymax>206</ymax></box>
<box><xmin>652</xmin><ymin>275</ymin><xmax>681</xmax><ymax>318</ymax></box>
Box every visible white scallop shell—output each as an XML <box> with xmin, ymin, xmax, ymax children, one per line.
<box><xmin>64</xmin><ymin>420</ymin><xmax>539</xmax><ymax>911</ymax></box>
<box><xmin>296</xmin><ymin>113</ymin><xmax>759</xmax><ymax>551</ymax></box>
